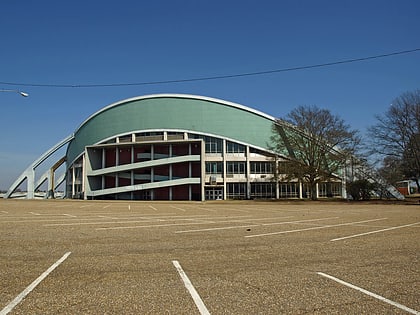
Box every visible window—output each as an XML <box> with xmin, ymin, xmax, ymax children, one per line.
<box><xmin>249</xmin><ymin>147</ymin><xmax>272</xmax><ymax>158</ymax></box>
<box><xmin>319</xmin><ymin>182</ymin><xmax>342</xmax><ymax>197</ymax></box>
<box><xmin>226</xmin><ymin>141</ymin><xmax>245</xmax><ymax>153</ymax></box>
<box><xmin>206</xmin><ymin>162</ymin><xmax>223</xmax><ymax>174</ymax></box>
<box><xmin>226</xmin><ymin>183</ymin><xmax>247</xmax><ymax>199</ymax></box>
<box><xmin>135</xmin><ymin>132</ymin><xmax>163</xmax><ymax>142</ymax></box>
<box><xmin>278</xmin><ymin>161</ymin><xmax>291</xmax><ymax>174</ymax></box>
<box><xmin>250</xmin><ymin>161</ymin><xmax>273</xmax><ymax>174</ymax></box>
<box><xmin>251</xmin><ymin>183</ymin><xmax>276</xmax><ymax>198</ymax></box>
<box><xmin>190</xmin><ymin>134</ymin><xmax>223</xmax><ymax>153</ymax></box>
<box><xmin>226</xmin><ymin>162</ymin><xmax>246</xmax><ymax>174</ymax></box>
<box><xmin>205</xmin><ymin>136</ymin><xmax>222</xmax><ymax>153</ymax></box>
<box><xmin>118</xmin><ymin>135</ymin><xmax>132</xmax><ymax>143</ymax></box>
<box><xmin>279</xmin><ymin>182</ymin><xmax>299</xmax><ymax>198</ymax></box>
<box><xmin>167</xmin><ymin>132</ymin><xmax>185</xmax><ymax>140</ymax></box>
<box><xmin>138</xmin><ymin>131</ymin><xmax>162</xmax><ymax>136</ymax></box>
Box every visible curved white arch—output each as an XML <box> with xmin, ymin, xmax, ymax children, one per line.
<box><xmin>4</xmin><ymin>134</ymin><xmax>74</xmax><ymax>199</ymax></box>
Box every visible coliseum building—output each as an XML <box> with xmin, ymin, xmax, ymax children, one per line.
<box><xmin>5</xmin><ymin>94</ymin><xmax>345</xmax><ymax>200</ymax></box>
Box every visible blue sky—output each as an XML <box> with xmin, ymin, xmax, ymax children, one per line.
<box><xmin>1</xmin><ymin>0</ymin><xmax>419</xmax><ymax>190</ymax></box>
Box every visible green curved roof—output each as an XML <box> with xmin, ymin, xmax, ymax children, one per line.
<box><xmin>66</xmin><ymin>94</ymin><xmax>277</xmax><ymax>164</ymax></box>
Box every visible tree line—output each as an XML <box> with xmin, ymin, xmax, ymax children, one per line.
<box><xmin>271</xmin><ymin>89</ymin><xmax>420</xmax><ymax>200</ymax></box>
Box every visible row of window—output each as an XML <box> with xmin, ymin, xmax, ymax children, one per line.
<box><xmin>206</xmin><ymin>161</ymin><xmax>274</xmax><ymax>174</ymax></box>
<box><xmin>225</xmin><ymin>182</ymin><xmax>342</xmax><ymax>199</ymax></box>
<box><xmin>105</xmin><ymin>132</ymin><xmax>272</xmax><ymax>156</ymax></box>
<box><xmin>182</xmin><ymin>134</ymin><xmax>248</xmax><ymax>154</ymax></box>
<box><xmin>226</xmin><ymin>183</ymin><xmax>304</xmax><ymax>199</ymax></box>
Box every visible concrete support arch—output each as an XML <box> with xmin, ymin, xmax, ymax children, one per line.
<box><xmin>4</xmin><ymin>134</ymin><xmax>74</xmax><ymax>199</ymax></box>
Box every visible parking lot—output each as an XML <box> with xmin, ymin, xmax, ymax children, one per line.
<box><xmin>0</xmin><ymin>199</ymin><xmax>419</xmax><ymax>314</ymax></box>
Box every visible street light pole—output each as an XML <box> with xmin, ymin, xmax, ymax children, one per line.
<box><xmin>0</xmin><ymin>89</ymin><xmax>29</xmax><ymax>97</ymax></box>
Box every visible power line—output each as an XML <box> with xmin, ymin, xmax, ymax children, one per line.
<box><xmin>1</xmin><ymin>48</ymin><xmax>419</xmax><ymax>88</ymax></box>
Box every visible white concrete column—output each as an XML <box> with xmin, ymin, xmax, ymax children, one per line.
<box><xmin>246</xmin><ymin>146</ymin><xmax>250</xmax><ymax>199</ymax></box>
<box><xmin>200</xmin><ymin>140</ymin><xmax>205</xmax><ymax>201</ymax></box>
<box><xmin>72</xmin><ymin>167</ymin><xmax>75</xmax><ymax>198</ymax></box>
<box><xmin>275</xmin><ymin>157</ymin><xmax>279</xmax><ymax>199</ymax></box>
<box><xmin>316</xmin><ymin>183</ymin><xmax>319</xmax><ymax>199</ymax></box>
<box><xmin>299</xmin><ymin>182</ymin><xmax>303</xmax><ymax>199</ymax></box>
<box><xmin>82</xmin><ymin>154</ymin><xmax>87</xmax><ymax>199</ymax></box>
<box><xmin>222</xmin><ymin>139</ymin><xmax>227</xmax><ymax>200</ymax></box>
<box><xmin>341</xmin><ymin>165</ymin><xmax>347</xmax><ymax>199</ymax></box>
<box><xmin>26</xmin><ymin>169</ymin><xmax>35</xmax><ymax>199</ymax></box>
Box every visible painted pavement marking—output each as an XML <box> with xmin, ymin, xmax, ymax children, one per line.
<box><xmin>174</xmin><ymin>216</ymin><xmax>295</xmax><ymax>233</ymax></box>
<box><xmin>96</xmin><ymin>221</ymin><xmax>228</xmax><ymax>231</ymax></box>
<box><xmin>245</xmin><ymin>218</ymin><xmax>387</xmax><ymax>238</ymax></box>
<box><xmin>176</xmin><ymin>224</ymin><xmax>260</xmax><ymax>233</ymax></box>
<box><xmin>0</xmin><ymin>252</ymin><xmax>71</xmax><ymax>315</ymax></box>
<box><xmin>172</xmin><ymin>260</ymin><xmax>211</xmax><ymax>315</ymax></box>
<box><xmin>170</xmin><ymin>205</ymin><xmax>187</xmax><ymax>212</ymax></box>
<box><xmin>330</xmin><ymin>221</ymin><xmax>420</xmax><ymax>242</ymax></box>
<box><xmin>261</xmin><ymin>216</ymin><xmax>340</xmax><ymax>226</ymax></box>
<box><xmin>96</xmin><ymin>215</ymin><xmax>120</xmax><ymax>219</ymax></box>
<box><xmin>317</xmin><ymin>272</ymin><xmax>419</xmax><ymax>315</ymax></box>
<box><xmin>93</xmin><ymin>216</ymin><xmax>253</xmax><ymax>230</ymax></box>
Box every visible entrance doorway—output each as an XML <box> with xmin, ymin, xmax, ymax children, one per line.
<box><xmin>205</xmin><ymin>187</ymin><xmax>223</xmax><ymax>200</ymax></box>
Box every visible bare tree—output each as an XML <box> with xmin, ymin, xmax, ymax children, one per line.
<box><xmin>272</xmin><ymin>105</ymin><xmax>359</xmax><ymax>200</ymax></box>
<box><xmin>378</xmin><ymin>156</ymin><xmax>404</xmax><ymax>185</ymax></box>
<box><xmin>368</xmin><ymin>90</ymin><xmax>420</xmax><ymax>190</ymax></box>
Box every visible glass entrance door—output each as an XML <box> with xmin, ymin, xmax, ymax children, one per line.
<box><xmin>205</xmin><ymin>188</ymin><xmax>223</xmax><ymax>200</ymax></box>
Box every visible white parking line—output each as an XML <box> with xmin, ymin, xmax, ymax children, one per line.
<box><xmin>195</xmin><ymin>207</ymin><xmax>217</xmax><ymax>212</ymax></box>
<box><xmin>44</xmin><ymin>215</ymin><xmax>224</xmax><ymax>227</ymax></box>
<box><xmin>317</xmin><ymin>272</ymin><xmax>419</xmax><ymax>314</ymax></box>
<box><xmin>174</xmin><ymin>216</ymin><xmax>296</xmax><ymax>233</ymax></box>
<box><xmin>228</xmin><ymin>207</ymin><xmax>251</xmax><ymax>213</ymax></box>
<box><xmin>245</xmin><ymin>218</ymin><xmax>387</xmax><ymax>238</ymax></box>
<box><xmin>96</xmin><ymin>215</ymin><xmax>120</xmax><ymax>219</ymax></box>
<box><xmin>261</xmin><ymin>216</ymin><xmax>339</xmax><ymax>226</ymax></box>
<box><xmin>231</xmin><ymin>215</ymin><xmax>295</xmax><ymax>223</ymax></box>
<box><xmin>172</xmin><ymin>260</ymin><xmax>210</xmax><ymax>315</ymax></box>
<box><xmin>45</xmin><ymin>219</ymin><xmax>168</xmax><ymax>227</ymax></box>
<box><xmin>93</xmin><ymin>215</ymin><xmax>288</xmax><ymax>231</ymax></box>
<box><xmin>176</xmin><ymin>224</ymin><xmax>260</xmax><ymax>233</ymax></box>
<box><xmin>96</xmin><ymin>221</ymin><xmax>221</xmax><ymax>230</ymax></box>
<box><xmin>2</xmin><ymin>215</ymin><xmax>179</xmax><ymax>224</ymax></box>
<box><xmin>330</xmin><ymin>221</ymin><xmax>420</xmax><ymax>242</ymax></box>
<box><xmin>0</xmin><ymin>252</ymin><xmax>71</xmax><ymax>315</ymax></box>
<box><xmin>171</xmin><ymin>206</ymin><xmax>187</xmax><ymax>212</ymax></box>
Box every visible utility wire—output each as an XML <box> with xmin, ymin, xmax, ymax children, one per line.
<box><xmin>1</xmin><ymin>48</ymin><xmax>419</xmax><ymax>88</ymax></box>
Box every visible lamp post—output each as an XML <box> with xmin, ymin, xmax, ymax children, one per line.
<box><xmin>0</xmin><ymin>89</ymin><xmax>29</xmax><ymax>97</ymax></box>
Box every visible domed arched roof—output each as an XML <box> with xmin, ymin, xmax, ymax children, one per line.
<box><xmin>66</xmin><ymin>94</ymin><xmax>277</xmax><ymax>164</ymax></box>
